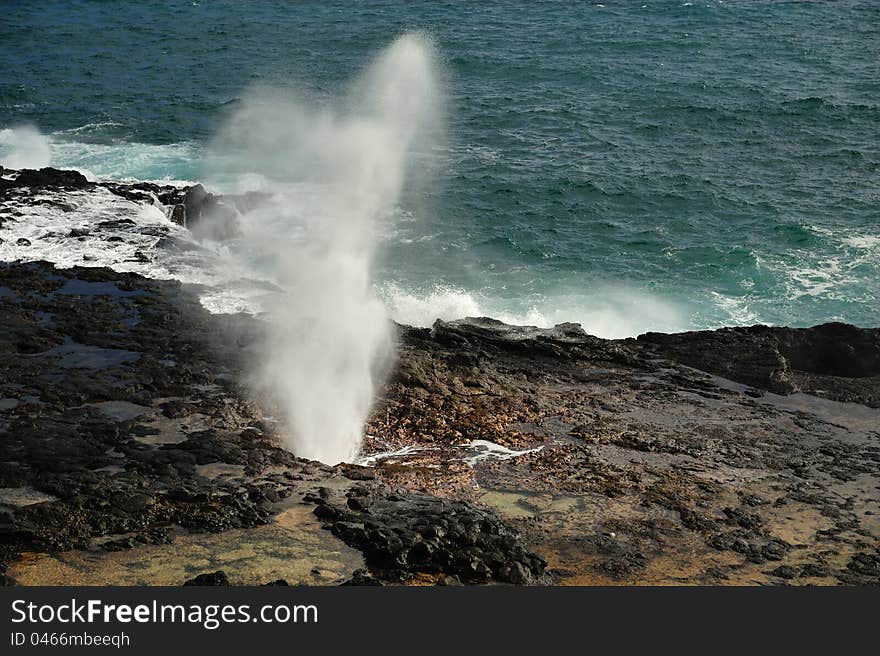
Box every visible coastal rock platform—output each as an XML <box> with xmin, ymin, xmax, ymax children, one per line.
<box><xmin>0</xmin><ymin>170</ymin><xmax>877</xmax><ymax>586</ymax></box>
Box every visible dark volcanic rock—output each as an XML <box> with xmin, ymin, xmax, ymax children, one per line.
<box><xmin>170</xmin><ymin>204</ymin><xmax>186</xmax><ymax>226</ymax></box>
<box><xmin>180</xmin><ymin>184</ymin><xmax>239</xmax><ymax>240</ymax></box>
<box><xmin>432</xmin><ymin>317</ymin><xmax>626</xmax><ymax>362</ymax></box>
<box><xmin>0</xmin><ymin>262</ymin><xmax>550</xmax><ymax>586</ymax></box>
<box><xmin>0</xmin><ymin>167</ymin><xmax>276</xmax><ymax>243</ymax></box>
<box><xmin>0</xmin><ymin>261</ymin><xmax>300</xmax><ymax>569</ymax></box>
<box><xmin>183</xmin><ymin>571</ymin><xmax>230</xmax><ymax>586</ymax></box>
<box><xmin>340</xmin><ymin>568</ymin><xmax>382</xmax><ymax>586</ymax></box>
<box><xmin>0</xmin><ymin>179</ymin><xmax>878</xmax><ymax>589</ymax></box>
<box><xmin>638</xmin><ymin>322</ymin><xmax>880</xmax><ymax>406</ymax></box>
<box><xmin>0</xmin><ymin>167</ymin><xmax>90</xmax><ymax>190</ymax></box>
<box><xmin>183</xmin><ymin>184</ymin><xmax>213</xmax><ymax>223</ymax></box>
<box><xmin>368</xmin><ymin>315</ymin><xmax>880</xmax><ymax>585</ymax></box>
<box><xmin>313</xmin><ymin>489</ymin><xmax>547</xmax><ymax>584</ymax></box>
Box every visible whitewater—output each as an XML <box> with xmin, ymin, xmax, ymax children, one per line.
<box><xmin>0</xmin><ymin>123</ymin><xmax>691</xmax><ymax>339</ymax></box>
<box><xmin>3</xmin><ymin>118</ymin><xmax>877</xmax><ymax>344</ymax></box>
<box><xmin>2</xmin><ymin>0</ymin><xmax>879</xmax><ymax>340</ymax></box>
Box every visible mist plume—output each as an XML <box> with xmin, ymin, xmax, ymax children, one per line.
<box><xmin>209</xmin><ymin>33</ymin><xmax>442</xmax><ymax>464</ymax></box>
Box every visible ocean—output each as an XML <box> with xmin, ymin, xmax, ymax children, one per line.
<box><xmin>1</xmin><ymin>0</ymin><xmax>878</xmax><ymax>337</ymax></box>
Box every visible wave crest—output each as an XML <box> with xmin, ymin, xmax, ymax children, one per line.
<box><xmin>0</xmin><ymin>125</ymin><xmax>50</xmax><ymax>169</ymax></box>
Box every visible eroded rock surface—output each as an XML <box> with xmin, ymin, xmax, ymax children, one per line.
<box><xmin>638</xmin><ymin>323</ymin><xmax>880</xmax><ymax>406</ymax></box>
<box><xmin>0</xmin><ymin>166</ymin><xmax>260</xmax><ymax>238</ymax></box>
<box><xmin>0</xmin><ymin>170</ymin><xmax>877</xmax><ymax>586</ymax></box>
<box><xmin>0</xmin><ymin>262</ymin><xmax>545</xmax><ymax>586</ymax></box>
<box><xmin>363</xmin><ymin>317</ymin><xmax>880</xmax><ymax>585</ymax></box>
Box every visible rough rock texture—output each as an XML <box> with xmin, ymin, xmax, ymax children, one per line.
<box><xmin>638</xmin><ymin>323</ymin><xmax>880</xmax><ymax>406</ymax></box>
<box><xmin>363</xmin><ymin>317</ymin><xmax>880</xmax><ymax>585</ymax></box>
<box><xmin>0</xmin><ymin>167</ymin><xmax>91</xmax><ymax>190</ymax></box>
<box><xmin>311</xmin><ymin>488</ymin><xmax>546</xmax><ymax>583</ymax></box>
<box><xmin>0</xmin><ymin>262</ymin><xmax>298</xmax><ymax>564</ymax></box>
<box><xmin>183</xmin><ymin>570</ymin><xmax>230</xmax><ymax>586</ymax></box>
<box><xmin>1</xmin><ymin>170</ymin><xmax>878</xmax><ymax>586</ymax></box>
<box><xmin>0</xmin><ymin>166</ymin><xmax>256</xmax><ymax>238</ymax></box>
<box><xmin>0</xmin><ymin>262</ymin><xmax>543</xmax><ymax>586</ymax></box>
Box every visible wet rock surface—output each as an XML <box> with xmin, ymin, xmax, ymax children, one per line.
<box><xmin>311</xmin><ymin>489</ymin><xmax>547</xmax><ymax>583</ymax></box>
<box><xmin>0</xmin><ymin>261</ymin><xmax>297</xmax><ymax>573</ymax></box>
<box><xmin>0</xmin><ymin>171</ymin><xmax>878</xmax><ymax>586</ymax></box>
<box><xmin>0</xmin><ymin>262</ymin><xmax>543</xmax><ymax>585</ymax></box>
<box><xmin>364</xmin><ymin>317</ymin><xmax>880</xmax><ymax>585</ymax></box>
<box><xmin>0</xmin><ymin>167</ymin><xmax>91</xmax><ymax>191</ymax></box>
<box><xmin>638</xmin><ymin>323</ymin><xmax>880</xmax><ymax>406</ymax></box>
<box><xmin>0</xmin><ymin>166</ymin><xmax>266</xmax><ymax>239</ymax></box>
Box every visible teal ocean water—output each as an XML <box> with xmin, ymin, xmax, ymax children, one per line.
<box><xmin>1</xmin><ymin>0</ymin><xmax>878</xmax><ymax>336</ymax></box>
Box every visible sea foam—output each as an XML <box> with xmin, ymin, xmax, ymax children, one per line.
<box><xmin>0</xmin><ymin>125</ymin><xmax>50</xmax><ymax>170</ymax></box>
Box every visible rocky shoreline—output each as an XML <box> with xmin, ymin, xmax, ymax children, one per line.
<box><xmin>1</xmin><ymin>168</ymin><xmax>878</xmax><ymax>585</ymax></box>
